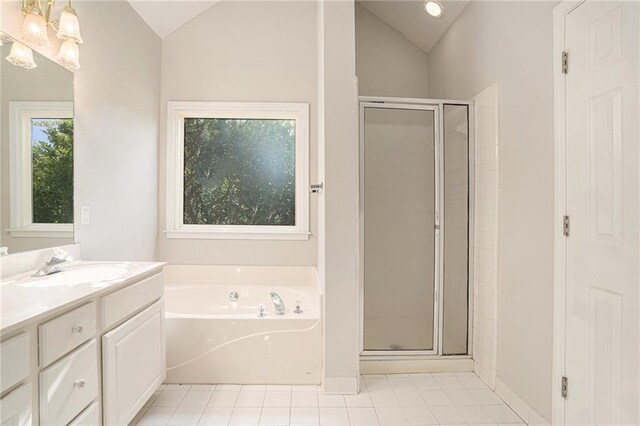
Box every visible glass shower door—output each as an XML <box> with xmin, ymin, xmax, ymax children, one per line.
<box><xmin>361</xmin><ymin>105</ymin><xmax>438</xmax><ymax>352</ymax></box>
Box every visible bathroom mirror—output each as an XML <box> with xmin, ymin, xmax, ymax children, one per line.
<box><xmin>0</xmin><ymin>31</ymin><xmax>74</xmax><ymax>256</ymax></box>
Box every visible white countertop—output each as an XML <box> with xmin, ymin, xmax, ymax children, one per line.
<box><xmin>0</xmin><ymin>260</ymin><xmax>165</xmax><ymax>335</ymax></box>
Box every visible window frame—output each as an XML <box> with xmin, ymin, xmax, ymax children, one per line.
<box><xmin>165</xmin><ymin>101</ymin><xmax>310</xmax><ymax>240</ymax></box>
<box><xmin>8</xmin><ymin>101</ymin><xmax>73</xmax><ymax>238</ymax></box>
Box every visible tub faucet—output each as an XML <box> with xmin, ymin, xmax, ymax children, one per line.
<box><xmin>270</xmin><ymin>292</ymin><xmax>285</xmax><ymax>315</ymax></box>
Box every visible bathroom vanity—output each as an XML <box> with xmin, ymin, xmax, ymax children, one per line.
<box><xmin>0</xmin><ymin>255</ymin><xmax>166</xmax><ymax>425</ymax></box>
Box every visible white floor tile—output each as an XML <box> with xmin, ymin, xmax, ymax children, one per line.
<box><xmin>267</xmin><ymin>385</ymin><xmax>293</xmax><ymax>392</ymax></box>
<box><xmin>138</xmin><ymin>406</ymin><xmax>177</xmax><ymax>426</ymax></box>
<box><xmin>402</xmin><ymin>406</ymin><xmax>437</xmax><ymax>425</ymax></box>
<box><xmin>154</xmin><ymin>390</ymin><xmax>188</xmax><ymax>407</ymax></box>
<box><xmin>168</xmin><ymin>406</ymin><xmax>206</xmax><ymax>426</ymax></box>
<box><xmin>182</xmin><ymin>390</ymin><xmax>214</xmax><ymax>407</ymax></box>
<box><xmin>198</xmin><ymin>407</ymin><xmax>233</xmax><ymax>426</ymax></box>
<box><xmin>217</xmin><ymin>385</ymin><xmax>243</xmax><ymax>392</ymax></box>
<box><xmin>363</xmin><ymin>378</ymin><xmax>391</xmax><ymax>392</ymax></box>
<box><xmin>362</xmin><ymin>375</ymin><xmax>387</xmax><ymax>379</ymax></box>
<box><xmin>432</xmin><ymin>375</ymin><xmax>464</xmax><ymax>391</ymax></box>
<box><xmin>394</xmin><ymin>390</ymin><xmax>426</xmax><ymax>407</ymax></box>
<box><xmin>190</xmin><ymin>385</ymin><xmax>217</xmax><ymax>391</ymax></box>
<box><xmin>469</xmin><ymin>389</ymin><xmax>504</xmax><ymax>405</ymax></box>
<box><xmin>457</xmin><ymin>405</ymin><xmax>494</xmax><ymax>424</ymax></box>
<box><xmin>292</xmin><ymin>392</ymin><xmax>319</xmax><ymax>407</ymax></box>
<box><xmin>208</xmin><ymin>391</ymin><xmax>240</xmax><ymax>407</ymax></box>
<box><xmin>319</xmin><ymin>407</ymin><xmax>349</xmax><ymax>425</ymax></box>
<box><xmin>293</xmin><ymin>385</ymin><xmax>320</xmax><ymax>392</ymax></box>
<box><xmin>387</xmin><ymin>377</ymin><xmax>416</xmax><ymax>391</ymax></box>
<box><xmin>318</xmin><ymin>395</ymin><xmax>345</xmax><ymax>407</ymax></box>
<box><xmin>445</xmin><ymin>389</ymin><xmax>477</xmax><ymax>405</ymax></box>
<box><xmin>483</xmin><ymin>404</ymin><xmax>522</xmax><ymax>424</ymax></box>
<box><xmin>290</xmin><ymin>408</ymin><xmax>320</xmax><ymax>426</ymax></box>
<box><xmin>458</xmin><ymin>375</ymin><xmax>487</xmax><ymax>390</ymax></box>
<box><xmin>264</xmin><ymin>392</ymin><xmax>292</xmax><ymax>407</ymax></box>
<box><xmin>243</xmin><ymin>385</ymin><xmax>268</xmax><ymax>391</ymax></box>
<box><xmin>229</xmin><ymin>407</ymin><xmax>262</xmax><ymax>426</ymax></box>
<box><xmin>165</xmin><ymin>384</ymin><xmax>192</xmax><ymax>391</ymax></box>
<box><xmin>260</xmin><ymin>407</ymin><xmax>290</xmax><ymax>426</ymax></box>
<box><xmin>430</xmin><ymin>405</ymin><xmax>466</xmax><ymax>425</ymax></box>
<box><xmin>375</xmin><ymin>407</ymin><xmax>408</xmax><ymax>425</ymax></box>
<box><xmin>235</xmin><ymin>390</ymin><xmax>266</xmax><ymax>407</ymax></box>
<box><xmin>409</xmin><ymin>375</ymin><xmax>440</xmax><ymax>391</ymax></box>
<box><xmin>369</xmin><ymin>391</ymin><xmax>400</xmax><ymax>408</ymax></box>
<box><xmin>344</xmin><ymin>393</ymin><xmax>373</xmax><ymax>408</ymax></box>
<box><xmin>347</xmin><ymin>407</ymin><xmax>379</xmax><ymax>425</ymax></box>
<box><xmin>419</xmin><ymin>390</ymin><xmax>452</xmax><ymax>406</ymax></box>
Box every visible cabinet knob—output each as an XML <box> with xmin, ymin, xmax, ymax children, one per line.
<box><xmin>72</xmin><ymin>324</ymin><xmax>84</xmax><ymax>334</ymax></box>
<box><xmin>74</xmin><ymin>379</ymin><xmax>86</xmax><ymax>388</ymax></box>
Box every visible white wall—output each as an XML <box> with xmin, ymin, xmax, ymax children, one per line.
<box><xmin>319</xmin><ymin>0</ymin><xmax>359</xmax><ymax>392</ymax></box>
<box><xmin>1</xmin><ymin>1</ymin><xmax>162</xmax><ymax>261</ymax></box>
<box><xmin>158</xmin><ymin>1</ymin><xmax>318</xmax><ymax>266</ymax></box>
<box><xmin>355</xmin><ymin>3</ymin><xmax>429</xmax><ymax>98</ymax></box>
<box><xmin>427</xmin><ymin>1</ymin><xmax>556</xmax><ymax>420</ymax></box>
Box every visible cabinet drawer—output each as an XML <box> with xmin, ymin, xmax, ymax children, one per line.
<box><xmin>68</xmin><ymin>401</ymin><xmax>99</xmax><ymax>426</ymax></box>
<box><xmin>39</xmin><ymin>340</ymin><xmax>98</xmax><ymax>426</ymax></box>
<box><xmin>0</xmin><ymin>382</ymin><xmax>32</xmax><ymax>425</ymax></box>
<box><xmin>39</xmin><ymin>302</ymin><xmax>96</xmax><ymax>367</ymax></box>
<box><xmin>101</xmin><ymin>273</ymin><xmax>163</xmax><ymax>329</ymax></box>
<box><xmin>0</xmin><ymin>333</ymin><xmax>30</xmax><ymax>394</ymax></box>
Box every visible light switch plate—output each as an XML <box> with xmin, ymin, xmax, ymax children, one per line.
<box><xmin>81</xmin><ymin>206</ymin><xmax>90</xmax><ymax>225</ymax></box>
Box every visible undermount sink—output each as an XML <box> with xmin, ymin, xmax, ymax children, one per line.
<box><xmin>16</xmin><ymin>263</ymin><xmax>131</xmax><ymax>288</ymax></box>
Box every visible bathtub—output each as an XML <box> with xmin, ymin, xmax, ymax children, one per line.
<box><xmin>164</xmin><ymin>265</ymin><xmax>322</xmax><ymax>384</ymax></box>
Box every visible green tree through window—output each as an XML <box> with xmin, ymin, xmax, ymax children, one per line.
<box><xmin>183</xmin><ymin>118</ymin><xmax>295</xmax><ymax>226</ymax></box>
<box><xmin>31</xmin><ymin>118</ymin><xmax>74</xmax><ymax>224</ymax></box>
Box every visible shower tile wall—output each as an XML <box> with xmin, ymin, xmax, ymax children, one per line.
<box><xmin>472</xmin><ymin>84</ymin><xmax>500</xmax><ymax>388</ymax></box>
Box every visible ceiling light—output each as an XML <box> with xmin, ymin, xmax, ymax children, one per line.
<box><xmin>57</xmin><ymin>5</ymin><xmax>83</xmax><ymax>44</ymax></box>
<box><xmin>55</xmin><ymin>39</ymin><xmax>80</xmax><ymax>70</ymax></box>
<box><xmin>21</xmin><ymin>6</ymin><xmax>49</xmax><ymax>46</ymax></box>
<box><xmin>424</xmin><ymin>0</ymin><xmax>444</xmax><ymax>18</ymax></box>
<box><xmin>6</xmin><ymin>41</ymin><xmax>37</xmax><ymax>69</ymax></box>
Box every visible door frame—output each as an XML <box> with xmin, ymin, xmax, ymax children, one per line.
<box><xmin>553</xmin><ymin>1</ymin><xmax>595</xmax><ymax>424</ymax></box>
<box><xmin>357</xmin><ymin>96</ymin><xmax>474</xmax><ymax>358</ymax></box>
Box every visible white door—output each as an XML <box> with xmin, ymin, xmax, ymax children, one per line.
<box><xmin>102</xmin><ymin>299</ymin><xmax>166</xmax><ymax>426</ymax></box>
<box><xmin>565</xmin><ymin>1</ymin><xmax>639</xmax><ymax>424</ymax></box>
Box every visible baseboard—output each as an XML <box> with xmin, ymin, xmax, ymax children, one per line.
<box><xmin>360</xmin><ymin>357</ymin><xmax>473</xmax><ymax>375</ymax></box>
<box><xmin>494</xmin><ymin>376</ymin><xmax>550</xmax><ymax>425</ymax></box>
<box><xmin>321</xmin><ymin>376</ymin><xmax>358</xmax><ymax>394</ymax></box>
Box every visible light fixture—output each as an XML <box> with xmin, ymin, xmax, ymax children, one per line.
<box><xmin>57</xmin><ymin>5</ymin><xmax>83</xmax><ymax>44</ymax></box>
<box><xmin>19</xmin><ymin>0</ymin><xmax>83</xmax><ymax>70</ymax></box>
<box><xmin>6</xmin><ymin>41</ymin><xmax>37</xmax><ymax>69</ymax></box>
<box><xmin>424</xmin><ymin>0</ymin><xmax>444</xmax><ymax>18</ymax></box>
<box><xmin>55</xmin><ymin>39</ymin><xmax>79</xmax><ymax>70</ymax></box>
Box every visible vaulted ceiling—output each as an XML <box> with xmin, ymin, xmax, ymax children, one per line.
<box><xmin>127</xmin><ymin>1</ymin><xmax>221</xmax><ymax>39</ymax></box>
<box><xmin>358</xmin><ymin>0</ymin><xmax>469</xmax><ymax>52</ymax></box>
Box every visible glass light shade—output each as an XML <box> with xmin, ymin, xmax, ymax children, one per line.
<box><xmin>22</xmin><ymin>9</ymin><xmax>49</xmax><ymax>46</ymax></box>
<box><xmin>6</xmin><ymin>42</ymin><xmax>37</xmax><ymax>69</ymax></box>
<box><xmin>57</xmin><ymin>7</ymin><xmax>83</xmax><ymax>44</ymax></box>
<box><xmin>424</xmin><ymin>1</ymin><xmax>443</xmax><ymax>18</ymax></box>
<box><xmin>55</xmin><ymin>39</ymin><xmax>80</xmax><ymax>70</ymax></box>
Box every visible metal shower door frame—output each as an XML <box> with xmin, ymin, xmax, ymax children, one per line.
<box><xmin>358</xmin><ymin>96</ymin><xmax>474</xmax><ymax>359</ymax></box>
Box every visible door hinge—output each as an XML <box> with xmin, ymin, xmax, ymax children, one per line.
<box><xmin>562</xmin><ymin>51</ymin><xmax>568</xmax><ymax>74</ymax></box>
<box><xmin>563</xmin><ymin>215</ymin><xmax>570</xmax><ymax>237</ymax></box>
<box><xmin>561</xmin><ymin>376</ymin><xmax>568</xmax><ymax>398</ymax></box>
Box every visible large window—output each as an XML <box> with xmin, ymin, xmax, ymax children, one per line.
<box><xmin>9</xmin><ymin>102</ymin><xmax>73</xmax><ymax>238</ymax></box>
<box><xmin>166</xmin><ymin>102</ymin><xmax>309</xmax><ymax>239</ymax></box>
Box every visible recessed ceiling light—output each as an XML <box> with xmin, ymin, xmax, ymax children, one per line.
<box><xmin>424</xmin><ymin>0</ymin><xmax>444</xmax><ymax>18</ymax></box>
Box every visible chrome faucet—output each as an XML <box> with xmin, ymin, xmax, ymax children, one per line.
<box><xmin>33</xmin><ymin>249</ymin><xmax>70</xmax><ymax>277</ymax></box>
<box><xmin>270</xmin><ymin>292</ymin><xmax>286</xmax><ymax>315</ymax></box>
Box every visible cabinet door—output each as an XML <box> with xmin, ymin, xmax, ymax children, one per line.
<box><xmin>0</xmin><ymin>383</ymin><xmax>31</xmax><ymax>426</ymax></box>
<box><xmin>102</xmin><ymin>299</ymin><xmax>165</xmax><ymax>426</ymax></box>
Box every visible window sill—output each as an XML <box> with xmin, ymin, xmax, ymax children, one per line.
<box><xmin>7</xmin><ymin>226</ymin><xmax>73</xmax><ymax>238</ymax></box>
<box><xmin>164</xmin><ymin>229</ymin><xmax>311</xmax><ymax>241</ymax></box>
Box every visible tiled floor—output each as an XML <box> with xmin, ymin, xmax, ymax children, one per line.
<box><xmin>131</xmin><ymin>373</ymin><xmax>525</xmax><ymax>426</ymax></box>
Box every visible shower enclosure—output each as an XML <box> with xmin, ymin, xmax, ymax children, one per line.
<box><xmin>359</xmin><ymin>97</ymin><xmax>473</xmax><ymax>357</ymax></box>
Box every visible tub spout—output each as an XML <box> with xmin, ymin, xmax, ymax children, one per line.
<box><xmin>270</xmin><ymin>292</ymin><xmax>286</xmax><ymax>315</ymax></box>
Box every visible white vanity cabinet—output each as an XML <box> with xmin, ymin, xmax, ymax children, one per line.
<box><xmin>0</xmin><ymin>265</ymin><xmax>165</xmax><ymax>426</ymax></box>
